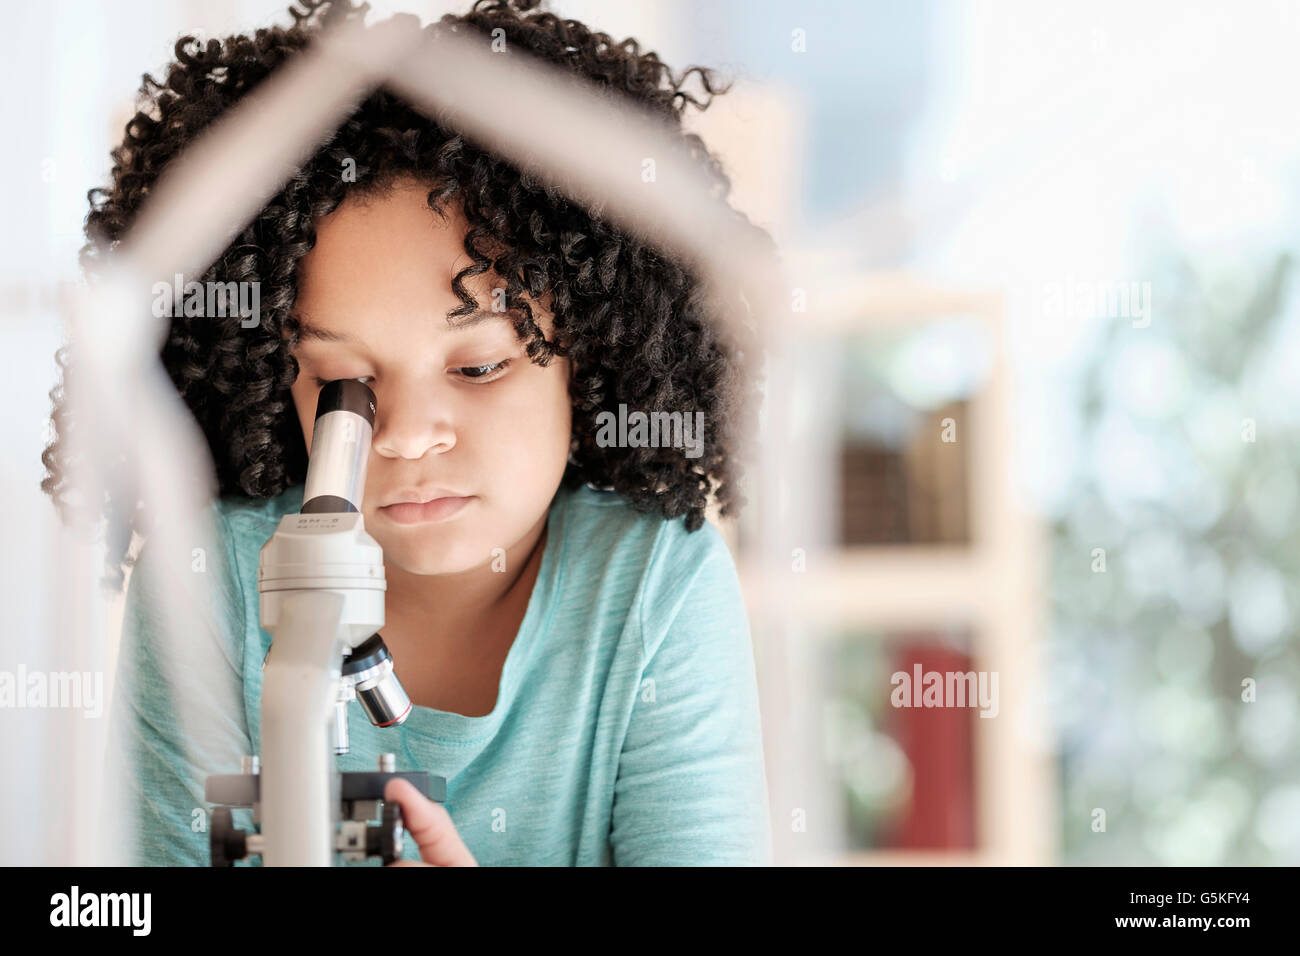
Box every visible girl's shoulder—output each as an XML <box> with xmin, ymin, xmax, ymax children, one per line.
<box><xmin>555</xmin><ymin>484</ymin><xmax>744</xmax><ymax>650</ymax></box>
<box><xmin>557</xmin><ymin>482</ymin><xmax>735</xmax><ymax>574</ymax></box>
<box><xmin>214</xmin><ymin>483</ymin><xmax>305</xmax><ymax>541</ymax></box>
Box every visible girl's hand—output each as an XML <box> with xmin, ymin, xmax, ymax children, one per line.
<box><xmin>383</xmin><ymin>778</ymin><xmax>479</xmax><ymax>866</ymax></box>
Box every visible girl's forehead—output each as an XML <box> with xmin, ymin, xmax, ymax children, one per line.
<box><xmin>292</xmin><ymin>179</ymin><xmax>554</xmax><ymax>338</ymax></box>
<box><xmin>311</xmin><ymin>184</ymin><xmax>467</xmax><ymax>256</ymax></box>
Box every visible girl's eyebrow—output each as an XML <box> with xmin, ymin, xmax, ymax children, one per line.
<box><xmin>295</xmin><ymin>309</ymin><xmax>507</xmax><ymax>343</ymax></box>
<box><xmin>296</xmin><ymin>320</ymin><xmax>357</xmax><ymax>344</ymax></box>
<box><xmin>446</xmin><ymin>308</ymin><xmax>513</xmax><ymax>331</ymax></box>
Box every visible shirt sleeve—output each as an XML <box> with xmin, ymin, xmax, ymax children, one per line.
<box><xmin>108</xmin><ymin>504</ymin><xmax>255</xmax><ymax>866</ymax></box>
<box><xmin>609</xmin><ymin>519</ymin><xmax>773</xmax><ymax>866</ymax></box>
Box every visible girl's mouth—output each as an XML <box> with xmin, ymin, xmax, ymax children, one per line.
<box><xmin>379</xmin><ymin>496</ymin><xmax>475</xmax><ymax>525</ymax></box>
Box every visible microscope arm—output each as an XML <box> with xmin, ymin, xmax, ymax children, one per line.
<box><xmin>260</xmin><ymin>587</ymin><xmax>349</xmax><ymax>867</ymax></box>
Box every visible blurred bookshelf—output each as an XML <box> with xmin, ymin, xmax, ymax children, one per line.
<box><xmin>726</xmin><ymin>272</ymin><xmax>1056</xmax><ymax>866</ymax></box>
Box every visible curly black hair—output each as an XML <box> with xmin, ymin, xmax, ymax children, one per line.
<box><xmin>41</xmin><ymin>0</ymin><xmax>775</xmax><ymax>590</ymax></box>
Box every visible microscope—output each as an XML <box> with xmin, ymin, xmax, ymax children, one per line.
<box><xmin>204</xmin><ymin>379</ymin><xmax>446</xmax><ymax>866</ymax></box>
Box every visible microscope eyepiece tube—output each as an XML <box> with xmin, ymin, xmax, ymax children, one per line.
<box><xmin>301</xmin><ymin>379</ymin><xmax>377</xmax><ymax>515</ymax></box>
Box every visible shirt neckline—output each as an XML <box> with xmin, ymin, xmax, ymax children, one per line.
<box><xmin>392</xmin><ymin>484</ymin><xmax>571</xmax><ymax>743</ymax></box>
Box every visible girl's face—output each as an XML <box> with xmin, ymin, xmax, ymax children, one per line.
<box><xmin>285</xmin><ymin>177</ymin><xmax>573</xmax><ymax>576</ymax></box>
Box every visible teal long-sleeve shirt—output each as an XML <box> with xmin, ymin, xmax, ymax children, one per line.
<box><xmin>110</xmin><ymin>480</ymin><xmax>773</xmax><ymax>866</ymax></box>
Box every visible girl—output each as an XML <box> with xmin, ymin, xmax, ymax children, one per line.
<box><xmin>42</xmin><ymin>0</ymin><xmax>774</xmax><ymax>866</ymax></box>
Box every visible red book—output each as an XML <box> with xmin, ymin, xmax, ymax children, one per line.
<box><xmin>881</xmin><ymin>638</ymin><xmax>977</xmax><ymax>849</ymax></box>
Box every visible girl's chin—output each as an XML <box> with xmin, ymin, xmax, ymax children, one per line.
<box><xmin>374</xmin><ymin>535</ymin><xmax>493</xmax><ymax>576</ymax></box>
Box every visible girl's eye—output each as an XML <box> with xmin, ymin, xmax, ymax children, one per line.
<box><xmin>308</xmin><ymin>362</ymin><xmax>512</xmax><ymax>387</ymax></box>
<box><xmin>312</xmin><ymin>375</ymin><xmax>374</xmax><ymax>387</ymax></box>
<box><xmin>454</xmin><ymin>359</ymin><xmax>511</xmax><ymax>383</ymax></box>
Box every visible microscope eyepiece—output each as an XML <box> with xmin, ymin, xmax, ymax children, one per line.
<box><xmin>301</xmin><ymin>379</ymin><xmax>377</xmax><ymax>514</ymax></box>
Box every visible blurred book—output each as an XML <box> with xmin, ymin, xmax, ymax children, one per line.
<box><xmin>840</xmin><ymin>400</ymin><xmax>970</xmax><ymax>545</ymax></box>
<box><xmin>877</xmin><ymin>638</ymin><xmax>977</xmax><ymax>850</ymax></box>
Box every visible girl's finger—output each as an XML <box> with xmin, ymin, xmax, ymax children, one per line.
<box><xmin>383</xmin><ymin>777</ymin><xmax>478</xmax><ymax>867</ymax></box>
